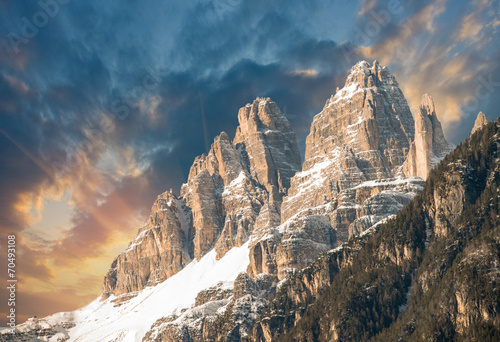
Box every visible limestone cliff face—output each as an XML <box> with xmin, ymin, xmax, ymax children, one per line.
<box><xmin>248</xmin><ymin>61</ymin><xmax>425</xmax><ymax>280</ymax></box>
<box><xmin>403</xmin><ymin>94</ymin><xmax>453</xmax><ymax>180</ymax></box>
<box><xmin>102</xmin><ymin>97</ymin><xmax>301</xmax><ymax>296</ymax></box>
<box><xmin>471</xmin><ymin>111</ymin><xmax>488</xmax><ymax>136</ymax></box>
<box><xmin>102</xmin><ymin>190</ymin><xmax>192</xmax><ymax>297</ymax></box>
<box><xmin>233</xmin><ymin>98</ymin><xmax>302</xmax><ymax>201</ymax></box>
<box><xmin>180</xmin><ymin>98</ymin><xmax>301</xmax><ymax>261</ymax></box>
<box><xmin>303</xmin><ymin>60</ymin><xmax>414</xmax><ymax>174</ymax></box>
<box><xmin>281</xmin><ymin>61</ymin><xmax>418</xmax><ymax>224</ymax></box>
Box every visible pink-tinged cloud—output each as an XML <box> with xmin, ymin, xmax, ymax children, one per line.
<box><xmin>356</xmin><ymin>0</ymin><xmax>500</xmax><ymax>140</ymax></box>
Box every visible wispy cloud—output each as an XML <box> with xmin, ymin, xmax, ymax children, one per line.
<box><xmin>289</xmin><ymin>69</ymin><xmax>319</xmax><ymax>77</ymax></box>
<box><xmin>355</xmin><ymin>0</ymin><xmax>500</xmax><ymax>141</ymax></box>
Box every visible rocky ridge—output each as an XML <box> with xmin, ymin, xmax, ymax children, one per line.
<box><xmin>137</xmin><ymin>61</ymin><xmax>451</xmax><ymax>340</ymax></box>
<box><xmin>102</xmin><ymin>97</ymin><xmax>302</xmax><ymax>297</ymax></box>
<box><xmin>2</xmin><ymin>61</ymin><xmax>459</xmax><ymax>342</ymax></box>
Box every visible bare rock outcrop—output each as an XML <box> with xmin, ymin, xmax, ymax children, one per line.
<box><xmin>403</xmin><ymin>94</ymin><xmax>453</xmax><ymax>180</ymax></box>
<box><xmin>470</xmin><ymin>111</ymin><xmax>488</xmax><ymax>136</ymax></box>
<box><xmin>180</xmin><ymin>98</ymin><xmax>301</xmax><ymax>261</ymax></box>
<box><xmin>303</xmin><ymin>60</ymin><xmax>414</xmax><ymax>173</ymax></box>
<box><xmin>102</xmin><ymin>190</ymin><xmax>192</xmax><ymax>297</ymax></box>
<box><xmin>233</xmin><ymin>98</ymin><xmax>302</xmax><ymax>200</ymax></box>
<box><xmin>103</xmin><ymin>98</ymin><xmax>301</xmax><ymax>296</ymax></box>
<box><xmin>247</xmin><ymin>61</ymin><xmax>424</xmax><ymax>280</ymax></box>
<box><xmin>281</xmin><ymin>61</ymin><xmax>417</xmax><ymax>224</ymax></box>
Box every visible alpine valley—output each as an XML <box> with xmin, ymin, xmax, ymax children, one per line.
<box><xmin>3</xmin><ymin>61</ymin><xmax>499</xmax><ymax>342</ymax></box>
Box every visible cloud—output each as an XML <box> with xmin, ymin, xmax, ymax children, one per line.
<box><xmin>358</xmin><ymin>0</ymin><xmax>377</xmax><ymax>17</ymax></box>
<box><xmin>289</xmin><ymin>69</ymin><xmax>319</xmax><ymax>77</ymax></box>
<box><xmin>457</xmin><ymin>11</ymin><xmax>484</xmax><ymax>42</ymax></box>
<box><xmin>354</xmin><ymin>0</ymin><xmax>500</xmax><ymax>143</ymax></box>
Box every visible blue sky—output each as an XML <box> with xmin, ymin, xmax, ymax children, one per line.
<box><xmin>0</xmin><ymin>0</ymin><xmax>499</xmax><ymax>323</ymax></box>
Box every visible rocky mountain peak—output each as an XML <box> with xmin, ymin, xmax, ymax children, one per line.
<box><xmin>102</xmin><ymin>189</ymin><xmax>192</xmax><ymax>297</ymax></box>
<box><xmin>233</xmin><ymin>97</ymin><xmax>301</xmax><ymax>199</ymax></box>
<box><xmin>343</xmin><ymin>60</ymin><xmax>399</xmax><ymax>90</ymax></box>
<box><xmin>418</xmin><ymin>94</ymin><xmax>450</xmax><ymax>156</ymax></box>
<box><xmin>304</xmin><ymin>60</ymin><xmax>414</xmax><ymax>177</ymax></box>
<box><xmin>234</xmin><ymin>97</ymin><xmax>296</xmax><ymax>143</ymax></box>
<box><xmin>471</xmin><ymin>111</ymin><xmax>488</xmax><ymax>136</ymax></box>
<box><xmin>419</xmin><ymin>93</ymin><xmax>436</xmax><ymax>116</ymax></box>
<box><xmin>272</xmin><ymin>61</ymin><xmax>425</xmax><ymax>279</ymax></box>
<box><xmin>403</xmin><ymin>94</ymin><xmax>453</xmax><ymax>180</ymax></box>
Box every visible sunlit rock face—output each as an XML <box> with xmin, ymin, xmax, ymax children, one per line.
<box><xmin>403</xmin><ymin>94</ymin><xmax>453</xmax><ymax>180</ymax></box>
<box><xmin>281</xmin><ymin>61</ymin><xmax>417</xmax><ymax>223</ymax></box>
<box><xmin>248</xmin><ymin>61</ymin><xmax>431</xmax><ymax>280</ymax></box>
<box><xmin>103</xmin><ymin>97</ymin><xmax>301</xmax><ymax>296</ymax></box>
<box><xmin>102</xmin><ymin>190</ymin><xmax>192</xmax><ymax>297</ymax></box>
<box><xmin>470</xmin><ymin>111</ymin><xmax>488</xmax><ymax>136</ymax></box>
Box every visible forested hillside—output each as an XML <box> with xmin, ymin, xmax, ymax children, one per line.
<box><xmin>252</xmin><ymin>119</ymin><xmax>500</xmax><ymax>341</ymax></box>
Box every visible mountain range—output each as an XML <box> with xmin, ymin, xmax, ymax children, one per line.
<box><xmin>3</xmin><ymin>61</ymin><xmax>498</xmax><ymax>342</ymax></box>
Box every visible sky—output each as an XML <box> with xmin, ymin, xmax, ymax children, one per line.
<box><xmin>0</xmin><ymin>0</ymin><xmax>499</xmax><ymax>325</ymax></box>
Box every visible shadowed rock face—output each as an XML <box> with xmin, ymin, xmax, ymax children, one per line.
<box><xmin>102</xmin><ymin>97</ymin><xmax>301</xmax><ymax>297</ymax></box>
<box><xmin>403</xmin><ymin>94</ymin><xmax>453</xmax><ymax>180</ymax></box>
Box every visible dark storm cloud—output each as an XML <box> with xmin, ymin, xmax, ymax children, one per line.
<box><xmin>115</xmin><ymin>40</ymin><xmax>359</xmax><ymax>180</ymax></box>
<box><xmin>0</xmin><ymin>0</ymin><xmax>358</xmax><ymax>285</ymax></box>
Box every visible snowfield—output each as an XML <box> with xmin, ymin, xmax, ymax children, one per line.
<box><xmin>9</xmin><ymin>242</ymin><xmax>250</xmax><ymax>342</ymax></box>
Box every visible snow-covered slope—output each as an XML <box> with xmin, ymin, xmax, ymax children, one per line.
<box><xmin>6</xmin><ymin>243</ymin><xmax>250</xmax><ymax>342</ymax></box>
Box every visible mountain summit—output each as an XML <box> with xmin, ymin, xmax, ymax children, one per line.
<box><xmin>4</xmin><ymin>61</ymin><xmax>472</xmax><ymax>342</ymax></box>
<box><xmin>304</xmin><ymin>60</ymin><xmax>414</xmax><ymax>173</ymax></box>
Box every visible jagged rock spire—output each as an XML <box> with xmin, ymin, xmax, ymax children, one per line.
<box><xmin>403</xmin><ymin>94</ymin><xmax>453</xmax><ymax>180</ymax></box>
<box><xmin>233</xmin><ymin>97</ymin><xmax>302</xmax><ymax>199</ymax></box>
<box><xmin>471</xmin><ymin>112</ymin><xmax>488</xmax><ymax>136</ymax></box>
